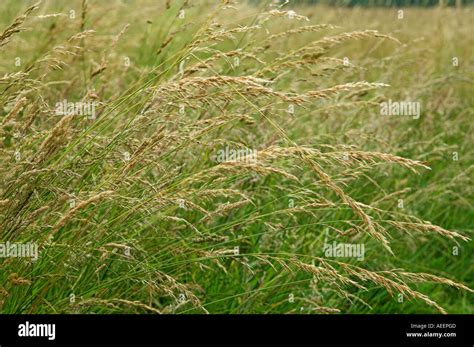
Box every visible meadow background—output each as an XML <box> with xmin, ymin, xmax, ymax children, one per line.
<box><xmin>0</xmin><ymin>0</ymin><xmax>472</xmax><ymax>314</ymax></box>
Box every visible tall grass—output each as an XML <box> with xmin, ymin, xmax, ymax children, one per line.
<box><xmin>0</xmin><ymin>0</ymin><xmax>472</xmax><ymax>314</ymax></box>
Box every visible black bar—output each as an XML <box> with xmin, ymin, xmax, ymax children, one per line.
<box><xmin>0</xmin><ymin>314</ymin><xmax>472</xmax><ymax>345</ymax></box>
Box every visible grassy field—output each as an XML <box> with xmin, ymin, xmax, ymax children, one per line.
<box><xmin>0</xmin><ymin>0</ymin><xmax>472</xmax><ymax>314</ymax></box>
